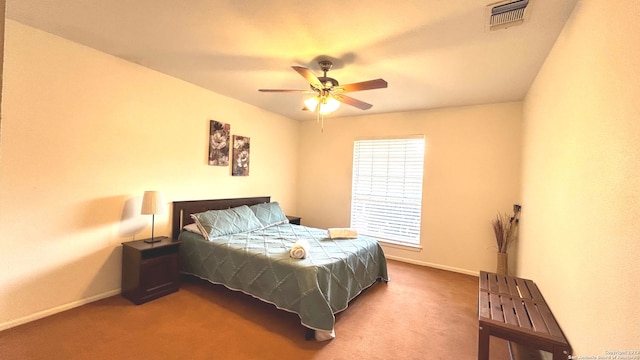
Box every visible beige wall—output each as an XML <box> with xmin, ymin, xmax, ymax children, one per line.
<box><xmin>0</xmin><ymin>0</ymin><xmax>4</xmax><ymax>125</ymax></box>
<box><xmin>297</xmin><ymin>103</ymin><xmax>522</xmax><ymax>275</ymax></box>
<box><xmin>520</xmin><ymin>0</ymin><xmax>640</xmax><ymax>355</ymax></box>
<box><xmin>0</xmin><ymin>20</ymin><xmax>299</xmax><ymax>329</ymax></box>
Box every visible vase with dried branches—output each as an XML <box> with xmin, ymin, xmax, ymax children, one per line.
<box><xmin>491</xmin><ymin>204</ymin><xmax>521</xmax><ymax>275</ymax></box>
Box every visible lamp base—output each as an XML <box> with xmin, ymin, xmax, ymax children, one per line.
<box><xmin>144</xmin><ymin>237</ymin><xmax>161</xmax><ymax>244</ymax></box>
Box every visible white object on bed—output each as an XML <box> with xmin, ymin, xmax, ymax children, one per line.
<box><xmin>327</xmin><ymin>228</ymin><xmax>358</xmax><ymax>239</ymax></box>
<box><xmin>289</xmin><ymin>239</ymin><xmax>310</xmax><ymax>259</ymax></box>
<box><xmin>183</xmin><ymin>223</ymin><xmax>201</xmax><ymax>234</ymax></box>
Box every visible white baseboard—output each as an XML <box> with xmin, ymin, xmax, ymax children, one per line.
<box><xmin>0</xmin><ymin>289</ymin><xmax>121</xmax><ymax>332</ymax></box>
<box><xmin>385</xmin><ymin>255</ymin><xmax>479</xmax><ymax>277</ymax></box>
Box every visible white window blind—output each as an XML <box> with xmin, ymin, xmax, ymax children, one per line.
<box><xmin>350</xmin><ymin>136</ymin><xmax>425</xmax><ymax>246</ymax></box>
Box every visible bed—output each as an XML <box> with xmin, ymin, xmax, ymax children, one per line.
<box><xmin>171</xmin><ymin>196</ymin><xmax>389</xmax><ymax>341</ymax></box>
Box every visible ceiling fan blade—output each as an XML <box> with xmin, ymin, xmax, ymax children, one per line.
<box><xmin>291</xmin><ymin>66</ymin><xmax>323</xmax><ymax>89</ymax></box>
<box><xmin>334</xmin><ymin>94</ymin><xmax>373</xmax><ymax>110</ymax></box>
<box><xmin>258</xmin><ymin>89</ymin><xmax>310</xmax><ymax>93</ymax></box>
<box><xmin>334</xmin><ymin>78</ymin><xmax>388</xmax><ymax>93</ymax></box>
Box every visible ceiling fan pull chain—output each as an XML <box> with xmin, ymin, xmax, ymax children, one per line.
<box><xmin>316</xmin><ymin>111</ymin><xmax>325</xmax><ymax>132</ymax></box>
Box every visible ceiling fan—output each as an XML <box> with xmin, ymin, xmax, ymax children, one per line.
<box><xmin>258</xmin><ymin>60</ymin><xmax>388</xmax><ymax>116</ymax></box>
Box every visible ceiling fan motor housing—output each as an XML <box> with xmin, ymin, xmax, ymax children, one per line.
<box><xmin>318</xmin><ymin>77</ymin><xmax>339</xmax><ymax>88</ymax></box>
<box><xmin>316</xmin><ymin>60</ymin><xmax>339</xmax><ymax>89</ymax></box>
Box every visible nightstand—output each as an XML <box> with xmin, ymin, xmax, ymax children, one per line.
<box><xmin>286</xmin><ymin>215</ymin><xmax>301</xmax><ymax>225</ymax></box>
<box><xmin>121</xmin><ymin>237</ymin><xmax>181</xmax><ymax>305</ymax></box>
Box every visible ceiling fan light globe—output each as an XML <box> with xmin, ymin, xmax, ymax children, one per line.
<box><xmin>304</xmin><ymin>97</ymin><xmax>319</xmax><ymax>111</ymax></box>
<box><xmin>319</xmin><ymin>97</ymin><xmax>341</xmax><ymax>115</ymax></box>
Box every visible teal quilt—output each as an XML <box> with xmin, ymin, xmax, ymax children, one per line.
<box><xmin>178</xmin><ymin>223</ymin><xmax>389</xmax><ymax>336</ymax></box>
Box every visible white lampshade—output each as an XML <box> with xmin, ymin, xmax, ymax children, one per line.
<box><xmin>141</xmin><ymin>191</ymin><xmax>166</xmax><ymax>215</ymax></box>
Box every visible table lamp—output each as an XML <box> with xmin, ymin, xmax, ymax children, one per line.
<box><xmin>141</xmin><ymin>190</ymin><xmax>165</xmax><ymax>243</ymax></box>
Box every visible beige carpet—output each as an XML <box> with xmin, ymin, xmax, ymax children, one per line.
<box><xmin>0</xmin><ymin>260</ymin><xmax>510</xmax><ymax>359</ymax></box>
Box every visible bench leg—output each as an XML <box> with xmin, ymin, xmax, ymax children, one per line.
<box><xmin>478</xmin><ymin>325</ymin><xmax>490</xmax><ymax>360</ymax></box>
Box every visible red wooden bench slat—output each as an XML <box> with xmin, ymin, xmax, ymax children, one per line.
<box><xmin>497</xmin><ymin>275</ymin><xmax>510</xmax><ymax>294</ymax></box>
<box><xmin>523</xmin><ymin>299</ymin><xmax>550</xmax><ymax>334</ymax></box>
<box><xmin>512</xmin><ymin>297</ymin><xmax>533</xmax><ymax>330</ymax></box>
<box><xmin>479</xmin><ymin>291</ymin><xmax>491</xmax><ymax>318</ymax></box>
<box><xmin>500</xmin><ymin>296</ymin><xmax>520</xmax><ymax>326</ymax></box>
<box><xmin>514</xmin><ymin>277</ymin><xmax>533</xmax><ymax>299</ymax></box>
<box><xmin>488</xmin><ymin>273</ymin><xmax>500</xmax><ymax>293</ymax></box>
<box><xmin>525</xmin><ymin>279</ymin><xmax>545</xmax><ymax>302</ymax></box>
<box><xmin>506</xmin><ymin>276</ymin><xmax>520</xmax><ymax>296</ymax></box>
<box><xmin>479</xmin><ymin>272</ymin><xmax>489</xmax><ymax>291</ymax></box>
<box><xmin>489</xmin><ymin>293</ymin><xmax>504</xmax><ymax>321</ymax></box>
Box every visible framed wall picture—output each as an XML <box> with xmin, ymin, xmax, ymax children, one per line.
<box><xmin>232</xmin><ymin>135</ymin><xmax>250</xmax><ymax>176</ymax></box>
<box><xmin>209</xmin><ymin>120</ymin><xmax>230</xmax><ymax>166</ymax></box>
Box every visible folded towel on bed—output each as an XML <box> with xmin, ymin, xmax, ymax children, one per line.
<box><xmin>289</xmin><ymin>239</ymin><xmax>310</xmax><ymax>259</ymax></box>
<box><xmin>327</xmin><ymin>228</ymin><xmax>359</xmax><ymax>239</ymax></box>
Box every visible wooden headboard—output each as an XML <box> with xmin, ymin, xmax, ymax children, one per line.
<box><xmin>171</xmin><ymin>196</ymin><xmax>271</xmax><ymax>239</ymax></box>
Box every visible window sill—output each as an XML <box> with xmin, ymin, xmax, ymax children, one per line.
<box><xmin>378</xmin><ymin>240</ymin><xmax>422</xmax><ymax>252</ymax></box>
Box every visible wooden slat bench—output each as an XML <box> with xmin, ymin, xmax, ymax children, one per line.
<box><xmin>478</xmin><ymin>271</ymin><xmax>572</xmax><ymax>360</ymax></box>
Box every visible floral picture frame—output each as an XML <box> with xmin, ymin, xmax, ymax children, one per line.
<box><xmin>209</xmin><ymin>120</ymin><xmax>230</xmax><ymax>166</ymax></box>
<box><xmin>232</xmin><ymin>135</ymin><xmax>250</xmax><ymax>176</ymax></box>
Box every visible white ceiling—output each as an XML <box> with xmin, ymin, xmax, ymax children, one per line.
<box><xmin>6</xmin><ymin>0</ymin><xmax>578</xmax><ymax>121</ymax></box>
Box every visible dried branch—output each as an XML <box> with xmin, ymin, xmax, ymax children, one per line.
<box><xmin>491</xmin><ymin>204</ymin><xmax>521</xmax><ymax>253</ymax></box>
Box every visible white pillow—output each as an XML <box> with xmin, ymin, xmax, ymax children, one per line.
<box><xmin>183</xmin><ymin>223</ymin><xmax>201</xmax><ymax>234</ymax></box>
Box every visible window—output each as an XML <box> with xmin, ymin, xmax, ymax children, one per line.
<box><xmin>350</xmin><ymin>136</ymin><xmax>425</xmax><ymax>247</ymax></box>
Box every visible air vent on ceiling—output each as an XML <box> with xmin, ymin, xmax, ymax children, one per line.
<box><xmin>486</xmin><ymin>0</ymin><xmax>530</xmax><ymax>31</ymax></box>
